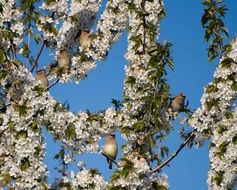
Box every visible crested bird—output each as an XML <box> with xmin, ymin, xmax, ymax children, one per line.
<box><xmin>79</xmin><ymin>29</ymin><xmax>90</xmax><ymax>49</ymax></box>
<box><xmin>168</xmin><ymin>92</ymin><xmax>186</xmax><ymax>117</ymax></box>
<box><xmin>35</xmin><ymin>69</ymin><xmax>49</xmax><ymax>89</ymax></box>
<box><xmin>57</xmin><ymin>47</ymin><xmax>70</xmax><ymax>71</ymax></box>
<box><xmin>103</xmin><ymin>134</ymin><xmax>118</xmax><ymax>169</ymax></box>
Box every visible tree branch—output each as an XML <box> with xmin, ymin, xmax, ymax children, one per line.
<box><xmin>152</xmin><ymin>130</ymin><xmax>196</xmax><ymax>173</ymax></box>
<box><xmin>141</xmin><ymin>0</ymin><xmax>147</xmax><ymax>53</ymax></box>
<box><xmin>10</xmin><ymin>40</ymin><xmax>16</xmax><ymax>59</ymax></box>
<box><xmin>31</xmin><ymin>40</ymin><xmax>45</xmax><ymax>73</ymax></box>
<box><xmin>102</xmin><ymin>153</ymin><xmax>119</xmax><ymax>167</ymax></box>
<box><xmin>26</xmin><ymin>23</ymin><xmax>32</xmax><ymax>66</ymax></box>
<box><xmin>44</xmin><ymin>79</ymin><xmax>59</xmax><ymax>91</ymax></box>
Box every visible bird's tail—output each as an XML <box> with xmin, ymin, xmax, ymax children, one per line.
<box><xmin>109</xmin><ymin>160</ymin><xmax>112</xmax><ymax>169</ymax></box>
<box><xmin>106</xmin><ymin>157</ymin><xmax>113</xmax><ymax>169</ymax></box>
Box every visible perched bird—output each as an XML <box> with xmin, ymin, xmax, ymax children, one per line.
<box><xmin>79</xmin><ymin>29</ymin><xmax>90</xmax><ymax>49</ymax></box>
<box><xmin>9</xmin><ymin>79</ymin><xmax>23</xmax><ymax>102</ymax></box>
<box><xmin>168</xmin><ymin>92</ymin><xmax>186</xmax><ymax>117</ymax></box>
<box><xmin>103</xmin><ymin>134</ymin><xmax>118</xmax><ymax>169</ymax></box>
<box><xmin>57</xmin><ymin>47</ymin><xmax>70</xmax><ymax>71</ymax></box>
<box><xmin>35</xmin><ymin>69</ymin><xmax>49</xmax><ymax>89</ymax></box>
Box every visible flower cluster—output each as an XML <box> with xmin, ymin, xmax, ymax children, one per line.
<box><xmin>108</xmin><ymin>153</ymin><xmax>169</xmax><ymax>190</ymax></box>
<box><xmin>52</xmin><ymin>162</ymin><xmax>107</xmax><ymax>190</ymax></box>
<box><xmin>189</xmin><ymin>37</ymin><xmax>237</xmax><ymax>138</ymax></box>
<box><xmin>0</xmin><ymin>66</ymin><xmax>49</xmax><ymax>189</ymax></box>
<box><xmin>207</xmin><ymin>109</ymin><xmax>237</xmax><ymax>190</ymax></box>
<box><xmin>0</xmin><ymin>0</ymin><xmax>23</xmax><ymax>47</ymax></box>
<box><xmin>188</xmin><ymin>37</ymin><xmax>237</xmax><ymax>189</ymax></box>
<box><xmin>122</xmin><ymin>0</ymin><xmax>169</xmax><ymax>138</ymax></box>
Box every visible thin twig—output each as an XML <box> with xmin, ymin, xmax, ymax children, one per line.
<box><xmin>31</xmin><ymin>40</ymin><xmax>45</xmax><ymax>73</ymax></box>
<box><xmin>141</xmin><ymin>0</ymin><xmax>147</xmax><ymax>53</ymax></box>
<box><xmin>152</xmin><ymin>130</ymin><xmax>196</xmax><ymax>173</ymax></box>
<box><xmin>10</xmin><ymin>40</ymin><xmax>16</xmax><ymax>59</ymax></box>
<box><xmin>102</xmin><ymin>153</ymin><xmax>119</xmax><ymax>166</ymax></box>
<box><xmin>44</xmin><ymin>79</ymin><xmax>59</xmax><ymax>91</ymax></box>
<box><xmin>26</xmin><ymin>23</ymin><xmax>32</xmax><ymax>66</ymax></box>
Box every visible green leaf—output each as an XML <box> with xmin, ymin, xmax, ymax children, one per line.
<box><xmin>212</xmin><ymin>170</ymin><xmax>224</xmax><ymax>186</ymax></box>
<box><xmin>20</xmin><ymin>157</ymin><xmax>30</xmax><ymax>171</ymax></box>
<box><xmin>167</xmin><ymin>59</ymin><xmax>174</xmax><ymax>70</ymax></box>
<box><xmin>152</xmin><ymin>181</ymin><xmax>168</xmax><ymax>190</ymax></box>
<box><xmin>205</xmin><ymin>98</ymin><xmax>220</xmax><ymax>111</ymax></box>
<box><xmin>80</xmin><ymin>54</ymin><xmax>90</xmax><ymax>62</ymax></box>
<box><xmin>1</xmin><ymin>173</ymin><xmax>11</xmax><ymax>185</ymax></box>
<box><xmin>54</xmin><ymin>152</ymin><xmax>61</xmax><ymax>160</ymax></box>
<box><xmin>132</xmin><ymin>120</ymin><xmax>146</xmax><ymax>132</ymax></box>
<box><xmin>17</xmin><ymin>130</ymin><xmax>28</xmax><ymax>138</ymax></box>
<box><xmin>0</xmin><ymin>117</ymin><xmax>3</xmax><ymax>125</ymax></box>
<box><xmin>120</xmin><ymin>126</ymin><xmax>131</xmax><ymax>135</ymax></box>
<box><xmin>216</xmin><ymin>142</ymin><xmax>228</xmax><ymax>159</ymax></box>
<box><xmin>42</xmin><ymin>22</ymin><xmax>58</xmax><ymax>35</ymax></box>
<box><xmin>110</xmin><ymin>171</ymin><xmax>121</xmax><ymax>181</ymax></box>
<box><xmin>64</xmin><ymin>125</ymin><xmax>76</xmax><ymax>140</ymax></box>
<box><xmin>202</xmin><ymin>128</ymin><xmax>212</xmax><ymax>136</ymax></box>
<box><xmin>120</xmin><ymin>158</ymin><xmax>134</xmax><ymax>178</ymax></box>
<box><xmin>220</xmin><ymin>57</ymin><xmax>234</xmax><ymax>68</ymax></box>
<box><xmin>107</xmin><ymin>186</ymin><xmax>125</xmax><ymax>190</ymax></box>
<box><xmin>232</xmin><ymin>81</ymin><xmax>237</xmax><ymax>91</ymax></box>
<box><xmin>111</xmin><ymin>99</ymin><xmax>123</xmax><ymax>111</ymax></box>
<box><xmin>160</xmin><ymin>146</ymin><xmax>169</xmax><ymax>158</ymax></box>
<box><xmin>217</xmin><ymin>124</ymin><xmax>227</xmax><ymax>134</ymax></box>
<box><xmin>22</xmin><ymin>42</ymin><xmax>30</xmax><ymax>57</ymax></box>
<box><xmin>149</xmin><ymin>135</ymin><xmax>156</xmax><ymax>148</ymax></box>
<box><xmin>13</xmin><ymin>102</ymin><xmax>28</xmax><ymax>116</ymax></box>
<box><xmin>206</xmin><ymin>84</ymin><xmax>218</xmax><ymax>93</ymax></box>
<box><xmin>88</xmin><ymin>114</ymin><xmax>103</xmax><ymax>122</ymax></box>
<box><xmin>40</xmin><ymin>181</ymin><xmax>49</xmax><ymax>190</ymax></box>
<box><xmin>45</xmin><ymin>0</ymin><xmax>57</xmax><ymax>5</ymax></box>
<box><xmin>0</xmin><ymin>49</ymin><xmax>6</xmax><ymax>63</ymax></box>
<box><xmin>31</xmin><ymin>120</ymin><xmax>41</xmax><ymax>132</ymax></box>
<box><xmin>53</xmin><ymin>102</ymin><xmax>67</xmax><ymax>112</ymax></box>
<box><xmin>125</xmin><ymin>76</ymin><xmax>136</xmax><ymax>86</ymax></box>
<box><xmin>0</xmin><ymin>69</ymin><xmax>8</xmax><ymax>79</ymax></box>
<box><xmin>54</xmin><ymin>148</ymin><xmax>64</xmax><ymax>160</ymax></box>
<box><xmin>34</xmin><ymin>146</ymin><xmax>41</xmax><ymax>156</ymax></box>
<box><xmin>232</xmin><ymin>135</ymin><xmax>237</xmax><ymax>145</ymax></box>
<box><xmin>8</xmin><ymin>121</ymin><xmax>14</xmax><ymax>131</ymax></box>
<box><xmin>225</xmin><ymin>111</ymin><xmax>233</xmax><ymax>119</ymax></box>
<box><xmin>129</xmin><ymin>35</ymin><xmax>142</xmax><ymax>51</ymax></box>
<box><xmin>223</xmin><ymin>44</ymin><xmax>232</xmax><ymax>54</ymax></box>
<box><xmin>0</xmin><ymin>3</ymin><xmax>3</xmax><ymax>13</ymax></box>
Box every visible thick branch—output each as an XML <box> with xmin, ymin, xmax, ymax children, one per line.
<box><xmin>152</xmin><ymin>130</ymin><xmax>196</xmax><ymax>173</ymax></box>
<box><xmin>31</xmin><ymin>40</ymin><xmax>45</xmax><ymax>72</ymax></box>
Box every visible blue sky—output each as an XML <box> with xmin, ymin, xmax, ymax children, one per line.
<box><xmin>44</xmin><ymin>1</ymin><xmax>237</xmax><ymax>189</ymax></box>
